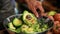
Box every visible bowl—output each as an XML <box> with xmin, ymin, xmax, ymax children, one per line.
<box><xmin>3</xmin><ymin>14</ymin><xmax>54</xmax><ymax>34</ymax></box>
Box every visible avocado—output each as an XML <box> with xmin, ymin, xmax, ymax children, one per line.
<box><xmin>26</xmin><ymin>27</ymin><xmax>34</xmax><ymax>33</ymax></box>
<box><xmin>23</xmin><ymin>10</ymin><xmax>37</xmax><ymax>26</ymax></box>
<box><xmin>8</xmin><ymin>28</ymin><xmax>16</xmax><ymax>33</ymax></box>
<box><xmin>8</xmin><ymin>22</ymin><xmax>16</xmax><ymax>32</ymax></box>
<box><xmin>8</xmin><ymin>22</ymin><xmax>16</xmax><ymax>30</ymax></box>
<box><xmin>21</xmin><ymin>25</ymin><xmax>29</xmax><ymax>32</ymax></box>
<box><xmin>13</xmin><ymin>18</ymin><xmax>22</xmax><ymax>26</ymax></box>
<box><xmin>8</xmin><ymin>27</ymin><xmax>21</xmax><ymax>33</ymax></box>
<box><xmin>48</xmin><ymin>11</ymin><xmax>56</xmax><ymax>16</ymax></box>
<box><xmin>16</xmin><ymin>27</ymin><xmax>21</xmax><ymax>33</ymax></box>
<box><xmin>8</xmin><ymin>22</ymin><xmax>21</xmax><ymax>33</ymax></box>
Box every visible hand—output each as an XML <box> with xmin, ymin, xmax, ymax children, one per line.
<box><xmin>25</xmin><ymin>0</ymin><xmax>44</xmax><ymax>17</ymax></box>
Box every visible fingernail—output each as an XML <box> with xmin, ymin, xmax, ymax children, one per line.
<box><xmin>36</xmin><ymin>14</ymin><xmax>39</xmax><ymax>18</ymax></box>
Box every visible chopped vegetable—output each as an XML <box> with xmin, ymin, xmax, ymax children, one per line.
<box><xmin>37</xmin><ymin>29</ymin><xmax>42</xmax><ymax>32</ymax></box>
<box><xmin>43</xmin><ymin>24</ymin><xmax>48</xmax><ymax>29</ymax></box>
<box><xmin>42</xmin><ymin>28</ymin><xmax>47</xmax><ymax>31</ymax></box>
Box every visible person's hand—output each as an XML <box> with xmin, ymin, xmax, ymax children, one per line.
<box><xmin>25</xmin><ymin>0</ymin><xmax>44</xmax><ymax>17</ymax></box>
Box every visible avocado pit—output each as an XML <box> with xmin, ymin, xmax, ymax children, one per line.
<box><xmin>26</xmin><ymin>15</ymin><xmax>32</xmax><ymax>20</ymax></box>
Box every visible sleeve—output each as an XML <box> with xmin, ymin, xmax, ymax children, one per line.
<box><xmin>0</xmin><ymin>0</ymin><xmax>15</xmax><ymax>22</ymax></box>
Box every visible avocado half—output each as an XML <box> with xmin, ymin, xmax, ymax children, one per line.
<box><xmin>13</xmin><ymin>18</ymin><xmax>22</xmax><ymax>26</ymax></box>
<box><xmin>47</xmin><ymin>11</ymin><xmax>56</xmax><ymax>16</ymax></box>
<box><xmin>23</xmin><ymin>10</ymin><xmax>37</xmax><ymax>26</ymax></box>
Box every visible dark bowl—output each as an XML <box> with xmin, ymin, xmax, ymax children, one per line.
<box><xmin>3</xmin><ymin>14</ymin><xmax>54</xmax><ymax>34</ymax></box>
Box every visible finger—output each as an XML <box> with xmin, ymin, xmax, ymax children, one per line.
<box><xmin>26</xmin><ymin>0</ymin><xmax>39</xmax><ymax>17</ymax></box>
<box><xmin>48</xmin><ymin>16</ymin><xmax>54</xmax><ymax>21</ymax></box>
<box><xmin>54</xmin><ymin>21</ymin><xmax>60</xmax><ymax>25</ymax></box>
<box><xmin>37</xmin><ymin>1</ymin><xmax>44</xmax><ymax>14</ymax></box>
<box><xmin>32</xmin><ymin>7</ymin><xmax>39</xmax><ymax>17</ymax></box>
<box><xmin>30</xmin><ymin>5</ymin><xmax>39</xmax><ymax>17</ymax></box>
<box><xmin>28</xmin><ymin>4</ymin><xmax>39</xmax><ymax>17</ymax></box>
<box><xmin>41</xmin><ymin>13</ymin><xmax>47</xmax><ymax>16</ymax></box>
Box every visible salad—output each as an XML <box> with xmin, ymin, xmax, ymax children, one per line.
<box><xmin>6</xmin><ymin>10</ymin><xmax>49</xmax><ymax>34</ymax></box>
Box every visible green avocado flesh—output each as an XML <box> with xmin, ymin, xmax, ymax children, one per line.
<box><xmin>23</xmin><ymin>10</ymin><xmax>37</xmax><ymax>26</ymax></box>
<box><xmin>8</xmin><ymin>22</ymin><xmax>16</xmax><ymax>32</ymax></box>
<box><xmin>13</xmin><ymin>18</ymin><xmax>22</xmax><ymax>26</ymax></box>
<box><xmin>48</xmin><ymin>11</ymin><xmax>56</xmax><ymax>16</ymax></box>
<box><xmin>8</xmin><ymin>22</ymin><xmax>16</xmax><ymax>29</ymax></box>
<box><xmin>8</xmin><ymin>22</ymin><xmax>21</xmax><ymax>33</ymax></box>
<box><xmin>7</xmin><ymin>10</ymin><xmax>49</xmax><ymax>34</ymax></box>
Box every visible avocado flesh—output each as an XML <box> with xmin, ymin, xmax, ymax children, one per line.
<box><xmin>8</xmin><ymin>22</ymin><xmax>16</xmax><ymax>29</ymax></box>
<box><xmin>13</xmin><ymin>18</ymin><xmax>22</xmax><ymax>26</ymax></box>
<box><xmin>48</xmin><ymin>11</ymin><xmax>56</xmax><ymax>16</ymax></box>
<box><xmin>23</xmin><ymin>10</ymin><xmax>37</xmax><ymax>26</ymax></box>
<box><xmin>21</xmin><ymin>25</ymin><xmax>34</xmax><ymax>33</ymax></box>
<box><xmin>8</xmin><ymin>22</ymin><xmax>21</xmax><ymax>33</ymax></box>
<box><xmin>8</xmin><ymin>22</ymin><xmax>16</xmax><ymax>32</ymax></box>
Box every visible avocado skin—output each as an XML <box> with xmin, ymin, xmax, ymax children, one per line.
<box><xmin>23</xmin><ymin>10</ymin><xmax>38</xmax><ymax>26</ymax></box>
